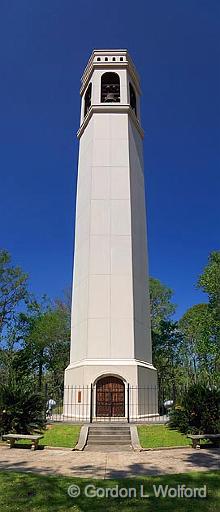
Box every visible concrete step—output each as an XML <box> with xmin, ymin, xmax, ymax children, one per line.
<box><xmin>89</xmin><ymin>431</ymin><xmax>130</xmax><ymax>436</ymax></box>
<box><xmin>89</xmin><ymin>427</ymin><xmax>130</xmax><ymax>432</ymax></box>
<box><xmin>89</xmin><ymin>428</ymin><xmax>130</xmax><ymax>435</ymax></box>
<box><xmin>87</xmin><ymin>439</ymin><xmax>131</xmax><ymax>445</ymax></box>
<box><xmin>85</xmin><ymin>445</ymin><xmax>132</xmax><ymax>452</ymax></box>
<box><xmin>89</xmin><ymin>435</ymin><xmax>131</xmax><ymax>441</ymax></box>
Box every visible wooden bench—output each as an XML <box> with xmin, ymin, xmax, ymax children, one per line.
<box><xmin>3</xmin><ymin>434</ymin><xmax>44</xmax><ymax>450</ymax></box>
<box><xmin>187</xmin><ymin>434</ymin><xmax>220</xmax><ymax>449</ymax></box>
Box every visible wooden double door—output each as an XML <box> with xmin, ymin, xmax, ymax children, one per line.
<box><xmin>96</xmin><ymin>376</ymin><xmax>125</xmax><ymax>417</ymax></box>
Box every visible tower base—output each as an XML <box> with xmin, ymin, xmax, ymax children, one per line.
<box><xmin>63</xmin><ymin>359</ymin><xmax>158</xmax><ymax>421</ymax></box>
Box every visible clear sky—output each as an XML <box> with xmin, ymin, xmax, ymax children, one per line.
<box><xmin>0</xmin><ymin>1</ymin><xmax>219</xmax><ymax>319</ymax></box>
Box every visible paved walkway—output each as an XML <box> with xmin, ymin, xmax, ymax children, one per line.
<box><xmin>0</xmin><ymin>445</ymin><xmax>219</xmax><ymax>479</ymax></box>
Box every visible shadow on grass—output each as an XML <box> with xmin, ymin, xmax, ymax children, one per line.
<box><xmin>0</xmin><ymin>470</ymin><xmax>219</xmax><ymax>512</ymax></box>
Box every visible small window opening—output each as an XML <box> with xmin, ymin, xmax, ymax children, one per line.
<box><xmin>129</xmin><ymin>83</ymin><xmax>137</xmax><ymax>116</ymax></box>
<box><xmin>120</xmin><ymin>57</ymin><xmax>123</xmax><ymax>61</ymax></box>
<box><xmin>101</xmin><ymin>72</ymin><xmax>120</xmax><ymax>103</ymax></box>
<box><xmin>84</xmin><ymin>83</ymin><xmax>92</xmax><ymax>117</ymax></box>
<box><xmin>97</xmin><ymin>57</ymin><xmax>101</xmax><ymax>61</ymax></box>
<box><xmin>112</xmin><ymin>57</ymin><xmax>116</xmax><ymax>61</ymax></box>
<box><xmin>105</xmin><ymin>57</ymin><xmax>108</xmax><ymax>61</ymax></box>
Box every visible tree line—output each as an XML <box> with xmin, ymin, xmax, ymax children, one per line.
<box><xmin>0</xmin><ymin>249</ymin><xmax>219</xmax><ymax>402</ymax></box>
<box><xmin>150</xmin><ymin>251</ymin><xmax>220</xmax><ymax>404</ymax></box>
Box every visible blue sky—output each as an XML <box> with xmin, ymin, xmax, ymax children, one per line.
<box><xmin>0</xmin><ymin>0</ymin><xmax>219</xmax><ymax>319</ymax></box>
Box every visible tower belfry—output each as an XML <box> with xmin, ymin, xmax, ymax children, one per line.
<box><xmin>64</xmin><ymin>50</ymin><xmax>157</xmax><ymax>419</ymax></box>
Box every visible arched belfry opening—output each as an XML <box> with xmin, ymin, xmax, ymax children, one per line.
<box><xmin>96</xmin><ymin>375</ymin><xmax>125</xmax><ymax>417</ymax></box>
<box><xmin>101</xmin><ymin>72</ymin><xmax>120</xmax><ymax>103</ymax></box>
<box><xmin>84</xmin><ymin>83</ymin><xmax>92</xmax><ymax>117</ymax></box>
<box><xmin>129</xmin><ymin>82</ymin><xmax>137</xmax><ymax>115</ymax></box>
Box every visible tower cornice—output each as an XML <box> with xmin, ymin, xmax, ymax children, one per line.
<box><xmin>77</xmin><ymin>104</ymin><xmax>144</xmax><ymax>140</ymax></box>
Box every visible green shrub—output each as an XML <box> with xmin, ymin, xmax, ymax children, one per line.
<box><xmin>0</xmin><ymin>377</ymin><xmax>46</xmax><ymax>435</ymax></box>
<box><xmin>169</xmin><ymin>406</ymin><xmax>189</xmax><ymax>433</ymax></box>
<box><xmin>169</xmin><ymin>384</ymin><xmax>220</xmax><ymax>434</ymax></box>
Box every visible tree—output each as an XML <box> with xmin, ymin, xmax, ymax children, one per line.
<box><xmin>197</xmin><ymin>251</ymin><xmax>220</xmax><ymax>377</ymax></box>
<box><xmin>169</xmin><ymin>383</ymin><xmax>220</xmax><ymax>435</ymax></box>
<box><xmin>149</xmin><ymin>277</ymin><xmax>176</xmax><ymax>333</ymax></box>
<box><xmin>0</xmin><ymin>374</ymin><xmax>46</xmax><ymax>435</ymax></box>
<box><xmin>198</xmin><ymin>251</ymin><xmax>220</xmax><ymax>309</ymax></box>
<box><xmin>179</xmin><ymin>304</ymin><xmax>215</xmax><ymax>385</ymax></box>
<box><xmin>21</xmin><ymin>299</ymin><xmax>70</xmax><ymax>391</ymax></box>
<box><xmin>0</xmin><ymin>250</ymin><xmax>28</xmax><ymax>336</ymax></box>
<box><xmin>152</xmin><ymin>320</ymin><xmax>183</xmax><ymax>407</ymax></box>
<box><xmin>0</xmin><ymin>250</ymin><xmax>30</xmax><ymax>386</ymax></box>
<box><xmin>0</xmin><ymin>250</ymin><xmax>71</xmax><ymax>418</ymax></box>
<box><xmin>149</xmin><ymin>278</ymin><xmax>179</xmax><ymax>405</ymax></box>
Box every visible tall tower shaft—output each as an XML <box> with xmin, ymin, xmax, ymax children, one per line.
<box><xmin>64</xmin><ymin>50</ymin><xmax>157</xmax><ymax>418</ymax></box>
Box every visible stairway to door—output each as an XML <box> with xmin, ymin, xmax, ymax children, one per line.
<box><xmin>85</xmin><ymin>424</ymin><xmax>132</xmax><ymax>451</ymax></box>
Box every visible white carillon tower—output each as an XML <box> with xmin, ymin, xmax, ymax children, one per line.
<box><xmin>64</xmin><ymin>50</ymin><xmax>157</xmax><ymax>419</ymax></box>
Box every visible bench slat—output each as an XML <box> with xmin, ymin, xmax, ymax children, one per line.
<box><xmin>187</xmin><ymin>434</ymin><xmax>220</xmax><ymax>439</ymax></box>
<box><xmin>187</xmin><ymin>433</ymin><xmax>220</xmax><ymax>449</ymax></box>
<box><xmin>3</xmin><ymin>434</ymin><xmax>43</xmax><ymax>440</ymax></box>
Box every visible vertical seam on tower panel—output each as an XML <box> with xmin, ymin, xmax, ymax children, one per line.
<box><xmin>86</xmin><ymin>126</ymin><xmax>93</xmax><ymax>363</ymax></box>
<box><xmin>127</xmin><ymin>115</ymin><xmax>135</xmax><ymax>360</ymax></box>
<box><xmin>109</xmin><ymin>114</ymin><xmax>111</xmax><ymax>360</ymax></box>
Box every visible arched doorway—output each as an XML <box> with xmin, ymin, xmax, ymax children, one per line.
<box><xmin>96</xmin><ymin>376</ymin><xmax>125</xmax><ymax>417</ymax></box>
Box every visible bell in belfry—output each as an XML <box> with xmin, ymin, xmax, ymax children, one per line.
<box><xmin>104</xmin><ymin>91</ymin><xmax>117</xmax><ymax>102</ymax></box>
<box><xmin>101</xmin><ymin>72</ymin><xmax>120</xmax><ymax>103</ymax></box>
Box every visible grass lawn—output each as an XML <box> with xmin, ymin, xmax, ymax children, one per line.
<box><xmin>39</xmin><ymin>424</ymin><xmax>81</xmax><ymax>448</ymax></box>
<box><xmin>138</xmin><ymin>424</ymin><xmax>190</xmax><ymax>448</ymax></box>
<box><xmin>0</xmin><ymin>470</ymin><xmax>219</xmax><ymax>511</ymax></box>
<box><xmin>4</xmin><ymin>424</ymin><xmax>81</xmax><ymax>449</ymax></box>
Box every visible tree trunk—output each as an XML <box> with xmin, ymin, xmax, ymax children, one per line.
<box><xmin>38</xmin><ymin>349</ymin><xmax>44</xmax><ymax>390</ymax></box>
